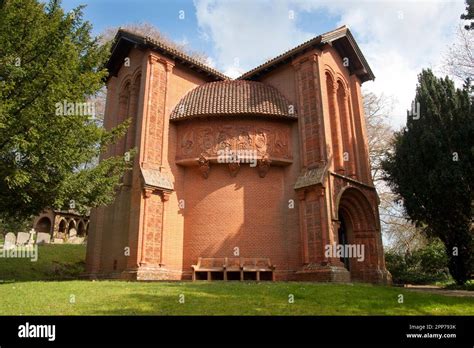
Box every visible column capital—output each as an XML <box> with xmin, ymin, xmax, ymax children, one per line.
<box><xmin>142</xmin><ymin>187</ymin><xmax>154</xmax><ymax>199</ymax></box>
<box><xmin>161</xmin><ymin>191</ymin><xmax>171</xmax><ymax>202</ymax></box>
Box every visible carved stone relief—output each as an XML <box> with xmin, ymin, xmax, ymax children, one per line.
<box><xmin>177</xmin><ymin>123</ymin><xmax>292</xmax><ymax>160</ymax></box>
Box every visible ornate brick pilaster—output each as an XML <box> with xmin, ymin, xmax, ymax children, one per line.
<box><xmin>142</xmin><ymin>53</ymin><xmax>173</xmax><ymax>167</ymax></box>
<box><xmin>293</xmin><ymin>54</ymin><xmax>325</xmax><ymax>168</ymax></box>
<box><xmin>139</xmin><ymin>187</ymin><xmax>164</xmax><ymax>267</ymax></box>
<box><xmin>133</xmin><ymin>53</ymin><xmax>175</xmax><ymax>276</ymax></box>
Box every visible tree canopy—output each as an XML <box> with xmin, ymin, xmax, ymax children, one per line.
<box><xmin>0</xmin><ymin>0</ymin><xmax>132</xmax><ymax>220</ymax></box>
<box><xmin>382</xmin><ymin>69</ymin><xmax>473</xmax><ymax>284</ymax></box>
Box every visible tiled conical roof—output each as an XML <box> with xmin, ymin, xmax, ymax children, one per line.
<box><xmin>170</xmin><ymin>80</ymin><xmax>297</xmax><ymax>121</ymax></box>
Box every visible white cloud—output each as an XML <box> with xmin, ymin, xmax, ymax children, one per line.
<box><xmin>176</xmin><ymin>36</ymin><xmax>189</xmax><ymax>47</ymax></box>
<box><xmin>317</xmin><ymin>0</ymin><xmax>465</xmax><ymax>128</ymax></box>
<box><xmin>205</xmin><ymin>56</ymin><xmax>216</xmax><ymax>68</ymax></box>
<box><xmin>194</xmin><ymin>0</ymin><xmax>314</xmax><ymax>73</ymax></box>
<box><xmin>194</xmin><ymin>0</ymin><xmax>466</xmax><ymax>128</ymax></box>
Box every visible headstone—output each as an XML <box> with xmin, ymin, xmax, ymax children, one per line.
<box><xmin>53</xmin><ymin>238</ymin><xmax>64</xmax><ymax>244</ymax></box>
<box><xmin>16</xmin><ymin>232</ymin><xmax>30</xmax><ymax>246</ymax></box>
<box><xmin>3</xmin><ymin>232</ymin><xmax>16</xmax><ymax>250</ymax></box>
<box><xmin>68</xmin><ymin>228</ymin><xmax>77</xmax><ymax>237</ymax></box>
<box><xmin>36</xmin><ymin>232</ymin><xmax>51</xmax><ymax>245</ymax></box>
<box><xmin>68</xmin><ymin>236</ymin><xmax>85</xmax><ymax>245</ymax></box>
<box><xmin>28</xmin><ymin>229</ymin><xmax>36</xmax><ymax>245</ymax></box>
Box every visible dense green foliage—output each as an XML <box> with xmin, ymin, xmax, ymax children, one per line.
<box><xmin>382</xmin><ymin>69</ymin><xmax>474</xmax><ymax>284</ymax></box>
<box><xmin>0</xmin><ymin>0</ymin><xmax>132</xmax><ymax>220</ymax></box>
<box><xmin>385</xmin><ymin>240</ymin><xmax>450</xmax><ymax>284</ymax></box>
<box><xmin>0</xmin><ymin>216</ymin><xmax>31</xmax><ymax>236</ymax></box>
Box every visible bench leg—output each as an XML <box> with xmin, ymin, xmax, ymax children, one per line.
<box><xmin>256</xmin><ymin>271</ymin><xmax>260</xmax><ymax>282</ymax></box>
<box><xmin>192</xmin><ymin>271</ymin><xmax>195</xmax><ymax>282</ymax></box>
<box><xmin>208</xmin><ymin>271</ymin><xmax>211</xmax><ymax>281</ymax></box>
<box><xmin>224</xmin><ymin>271</ymin><xmax>227</xmax><ymax>281</ymax></box>
<box><xmin>240</xmin><ymin>270</ymin><xmax>243</xmax><ymax>281</ymax></box>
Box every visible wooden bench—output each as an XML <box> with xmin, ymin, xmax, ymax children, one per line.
<box><xmin>192</xmin><ymin>257</ymin><xmax>275</xmax><ymax>281</ymax></box>
<box><xmin>191</xmin><ymin>257</ymin><xmax>225</xmax><ymax>281</ymax></box>
<box><xmin>224</xmin><ymin>257</ymin><xmax>243</xmax><ymax>281</ymax></box>
<box><xmin>241</xmin><ymin>258</ymin><xmax>275</xmax><ymax>281</ymax></box>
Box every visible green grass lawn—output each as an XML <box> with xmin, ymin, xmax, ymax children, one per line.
<box><xmin>0</xmin><ymin>244</ymin><xmax>85</xmax><ymax>281</ymax></box>
<box><xmin>0</xmin><ymin>245</ymin><xmax>473</xmax><ymax>315</ymax></box>
<box><xmin>0</xmin><ymin>280</ymin><xmax>473</xmax><ymax>315</ymax></box>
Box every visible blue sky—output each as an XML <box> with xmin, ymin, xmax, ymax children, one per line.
<box><xmin>62</xmin><ymin>0</ymin><xmax>339</xmax><ymax>71</ymax></box>
<box><xmin>62</xmin><ymin>0</ymin><xmax>466</xmax><ymax>128</ymax></box>
<box><xmin>62</xmin><ymin>0</ymin><xmax>205</xmax><ymax>45</ymax></box>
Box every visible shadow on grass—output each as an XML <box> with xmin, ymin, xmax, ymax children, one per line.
<box><xmin>0</xmin><ymin>244</ymin><xmax>86</xmax><ymax>283</ymax></box>
<box><xmin>84</xmin><ymin>281</ymin><xmax>474</xmax><ymax>316</ymax></box>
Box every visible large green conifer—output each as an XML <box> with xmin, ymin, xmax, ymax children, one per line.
<box><xmin>383</xmin><ymin>69</ymin><xmax>473</xmax><ymax>284</ymax></box>
<box><xmin>0</xmin><ymin>0</ymin><xmax>131</xmax><ymax>219</ymax></box>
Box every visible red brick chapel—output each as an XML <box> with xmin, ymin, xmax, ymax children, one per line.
<box><xmin>85</xmin><ymin>25</ymin><xmax>391</xmax><ymax>283</ymax></box>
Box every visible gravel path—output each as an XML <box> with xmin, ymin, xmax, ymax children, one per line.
<box><xmin>403</xmin><ymin>285</ymin><xmax>474</xmax><ymax>298</ymax></box>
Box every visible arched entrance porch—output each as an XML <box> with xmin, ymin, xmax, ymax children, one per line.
<box><xmin>337</xmin><ymin>187</ymin><xmax>390</xmax><ymax>283</ymax></box>
<box><xmin>35</xmin><ymin>217</ymin><xmax>52</xmax><ymax>234</ymax></box>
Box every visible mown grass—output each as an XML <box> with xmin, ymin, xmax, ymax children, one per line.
<box><xmin>0</xmin><ymin>244</ymin><xmax>473</xmax><ymax>315</ymax></box>
<box><xmin>0</xmin><ymin>244</ymin><xmax>85</xmax><ymax>281</ymax></box>
<box><xmin>0</xmin><ymin>280</ymin><xmax>473</xmax><ymax>315</ymax></box>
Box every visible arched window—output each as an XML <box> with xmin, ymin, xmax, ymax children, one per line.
<box><xmin>122</xmin><ymin>74</ymin><xmax>140</xmax><ymax>185</ymax></box>
<box><xmin>55</xmin><ymin>218</ymin><xmax>67</xmax><ymax>239</ymax></box>
<box><xmin>67</xmin><ymin>220</ymin><xmax>77</xmax><ymax>236</ymax></box>
<box><xmin>326</xmin><ymin>72</ymin><xmax>344</xmax><ymax>172</ymax></box>
<box><xmin>336</xmin><ymin>80</ymin><xmax>355</xmax><ymax>177</ymax></box>
<box><xmin>117</xmin><ymin>82</ymin><xmax>131</xmax><ymax>157</ymax></box>
<box><xmin>77</xmin><ymin>221</ymin><xmax>85</xmax><ymax>237</ymax></box>
<box><xmin>126</xmin><ymin>74</ymin><xmax>140</xmax><ymax>152</ymax></box>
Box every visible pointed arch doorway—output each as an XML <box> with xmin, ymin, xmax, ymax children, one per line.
<box><xmin>336</xmin><ymin>186</ymin><xmax>387</xmax><ymax>283</ymax></box>
<box><xmin>337</xmin><ymin>211</ymin><xmax>350</xmax><ymax>271</ymax></box>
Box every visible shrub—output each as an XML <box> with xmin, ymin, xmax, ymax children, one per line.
<box><xmin>385</xmin><ymin>239</ymin><xmax>450</xmax><ymax>284</ymax></box>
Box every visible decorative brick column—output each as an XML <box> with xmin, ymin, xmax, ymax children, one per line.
<box><xmin>293</xmin><ymin>54</ymin><xmax>325</xmax><ymax>168</ymax></box>
<box><xmin>131</xmin><ymin>52</ymin><xmax>176</xmax><ymax>280</ymax></box>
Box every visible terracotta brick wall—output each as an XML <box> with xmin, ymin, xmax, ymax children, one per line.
<box><xmin>181</xmin><ymin>163</ymin><xmax>298</xmax><ymax>278</ymax></box>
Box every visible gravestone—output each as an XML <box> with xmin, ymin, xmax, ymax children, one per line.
<box><xmin>68</xmin><ymin>228</ymin><xmax>77</xmax><ymax>238</ymax></box>
<box><xmin>36</xmin><ymin>232</ymin><xmax>51</xmax><ymax>245</ymax></box>
<box><xmin>68</xmin><ymin>236</ymin><xmax>85</xmax><ymax>245</ymax></box>
<box><xmin>16</xmin><ymin>232</ymin><xmax>30</xmax><ymax>246</ymax></box>
<box><xmin>53</xmin><ymin>238</ymin><xmax>64</xmax><ymax>244</ymax></box>
<box><xmin>4</xmin><ymin>232</ymin><xmax>16</xmax><ymax>250</ymax></box>
<box><xmin>28</xmin><ymin>229</ymin><xmax>36</xmax><ymax>245</ymax></box>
